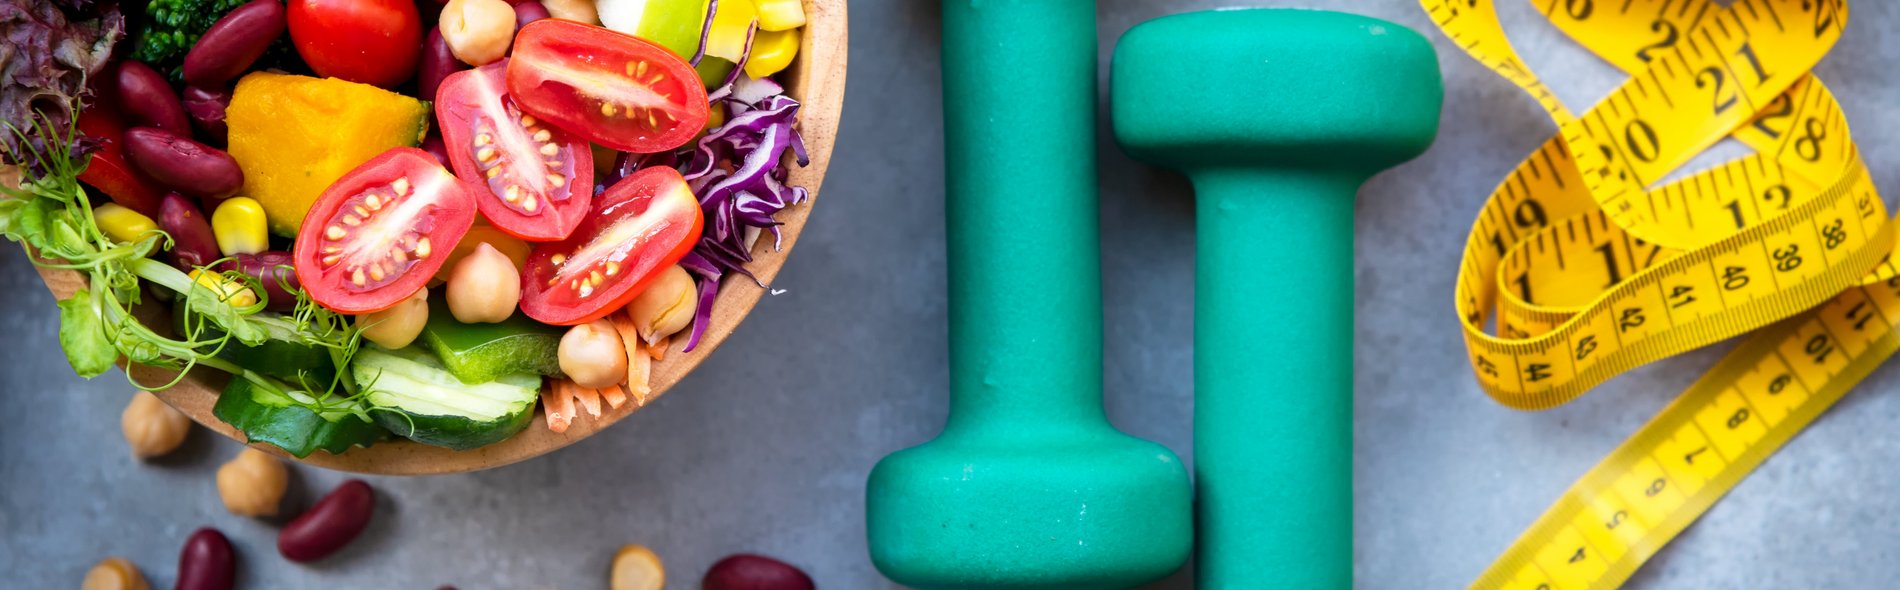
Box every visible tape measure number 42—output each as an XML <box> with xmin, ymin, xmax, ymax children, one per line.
<box><xmin>1421</xmin><ymin>0</ymin><xmax>1896</xmax><ymax>588</ymax></box>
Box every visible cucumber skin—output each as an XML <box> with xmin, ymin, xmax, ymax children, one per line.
<box><xmin>369</xmin><ymin>405</ymin><xmax>535</xmax><ymax>451</ymax></box>
<box><xmin>213</xmin><ymin>378</ymin><xmax>386</xmax><ymax>458</ymax></box>
<box><xmin>355</xmin><ymin>346</ymin><xmax>541</xmax><ymax>450</ymax></box>
<box><xmin>420</xmin><ymin>298</ymin><xmax>565</xmax><ymax>384</ymax></box>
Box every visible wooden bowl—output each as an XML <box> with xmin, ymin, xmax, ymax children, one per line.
<box><xmin>36</xmin><ymin>0</ymin><xmax>847</xmax><ymax>475</ymax></box>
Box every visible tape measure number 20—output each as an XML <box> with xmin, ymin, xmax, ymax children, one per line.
<box><xmin>1421</xmin><ymin>0</ymin><xmax>1896</xmax><ymax>588</ymax></box>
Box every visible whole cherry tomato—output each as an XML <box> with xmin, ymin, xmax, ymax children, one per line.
<box><xmin>287</xmin><ymin>0</ymin><xmax>422</xmax><ymax>88</ymax></box>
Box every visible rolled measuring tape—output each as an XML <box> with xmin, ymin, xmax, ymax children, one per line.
<box><xmin>1419</xmin><ymin>0</ymin><xmax>1896</xmax><ymax>588</ymax></box>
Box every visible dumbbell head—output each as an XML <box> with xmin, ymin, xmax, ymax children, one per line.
<box><xmin>868</xmin><ymin>430</ymin><xmax>1191</xmax><ymax>589</ymax></box>
<box><xmin>1112</xmin><ymin>9</ymin><xmax>1441</xmax><ymax>175</ymax></box>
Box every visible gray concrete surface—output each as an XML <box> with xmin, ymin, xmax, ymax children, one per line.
<box><xmin>1</xmin><ymin>1</ymin><xmax>1895</xmax><ymax>588</ymax></box>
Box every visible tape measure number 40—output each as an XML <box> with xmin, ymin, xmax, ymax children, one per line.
<box><xmin>1420</xmin><ymin>0</ymin><xmax>1895</xmax><ymax>588</ymax></box>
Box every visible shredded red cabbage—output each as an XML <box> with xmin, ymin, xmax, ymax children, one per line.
<box><xmin>622</xmin><ymin>74</ymin><xmax>807</xmax><ymax>352</ymax></box>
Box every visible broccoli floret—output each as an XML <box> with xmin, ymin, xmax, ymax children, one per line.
<box><xmin>129</xmin><ymin>0</ymin><xmax>304</xmax><ymax>82</ymax></box>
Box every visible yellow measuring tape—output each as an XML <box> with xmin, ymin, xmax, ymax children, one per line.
<box><xmin>1419</xmin><ymin>0</ymin><xmax>1897</xmax><ymax>587</ymax></box>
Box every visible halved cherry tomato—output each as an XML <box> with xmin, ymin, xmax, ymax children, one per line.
<box><xmin>287</xmin><ymin>0</ymin><xmax>422</xmax><ymax>88</ymax></box>
<box><xmin>436</xmin><ymin>60</ymin><xmax>594</xmax><ymax>241</ymax></box>
<box><xmin>520</xmin><ymin>166</ymin><xmax>702</xmax><ymax>325</ymax></box>
<box><xmin>506</xmin><ymin>20</ymin><xmax>709</xmax><ymax>154</ymax></box>
<box><xmin>293</xmin><ymin>148</ymin><xmax>477</xmax><ymax>313</ymax></box>
<box><xmin>76</xmin><ymin>102</ymin><xmax>166</xmax><ymax>217</ymax></box>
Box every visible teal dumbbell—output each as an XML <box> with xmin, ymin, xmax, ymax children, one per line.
<box><xmin>1112</xmin><ymin>9</ymin><xmax>1441</xmax><ymax>589</ymax></box>
<box><xmin>865</xmin><ymin>1</ymin><xmax>1194</xmax><ymax>588</ymax></box>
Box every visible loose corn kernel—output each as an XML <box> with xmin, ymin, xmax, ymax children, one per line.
<box><xmin>744</xmin><ymin>28</ymin><xmax>800</xmax><ymax>79</ymax></box>
<box><xmin>211</xmin><ymin>197</ymin><xmax>270</xmax><ymax>256</ymax></box>
<box><xmin>754</xmin><ymin>0</ymin><xmax>807</xmax><ymax>31</ymax></box>
<box><xmin>94</xmin><ymin>203</ymin><xmax>157</xmax><ymax>244</ymax></box>
<box><xmin>188</xmin><ymin>269</ymin><xmax>259</xmax><ymax>309</ymax></box>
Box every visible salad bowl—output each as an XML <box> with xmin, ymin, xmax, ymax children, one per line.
<box><xmin>35</xmin><ymin>0</ymin><xmax>847</xmax><ymax>475</ymax></box>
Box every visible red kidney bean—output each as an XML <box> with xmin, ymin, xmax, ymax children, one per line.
<box><xmin>157</xmin><ymin>194</ymin><xmax>221</xmax><ymax>271</ymax></box>
<box><xmin>421</xmin><ymin>134</ymin><xmax>450</xmax><ymax>168</ymax></box>
<box><xmin>176</xmin><ymin>527</ymin><xmax>236</xmax><ymax>590</ymax></box>
<box><xmin>702</xmin><ymin>554</ymin><xmax>816</xmax><ymax>590</ymax></box>
<box><xmin>417</xmin><ymin>27</ymin><xmax>467</xmax><ymax>102</ymax></box>
<box><xmin>122</xmin><ymin>127</ymin><xmax>244</xmax><ymax>200</ymax></box>
<box><xmin>182</xmin><ymin>86</ymin><xmax>233</xmax><ymax>146</ymax></box>
<box><xmin>183</xmin><ymin>0</ymin><xmax>287</xmax><ymax>87</ymax></box>
<box><xmin>279</xmin><ymin>479</ymin><xmax>375</xmax><ymax>562</ymax></box>
<box><xmin>114</xmin><ymin>61</ymin><xmax>191</xmax><ymax>136</ymax></box>
<box><xmin>513</xmin><ymin>1</ymin><xmax>550</xmax><ymax>33</ymax></box>
<box><xmin>221</xmin><ymin>251</ymin><xmax>300</xmax><ymax>312</ymax></box>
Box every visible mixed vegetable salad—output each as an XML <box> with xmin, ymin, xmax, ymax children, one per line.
<box><xmin>0</xmin><ymin>0</ymin><xmax>812</xmax><ymax>456</ymax></box>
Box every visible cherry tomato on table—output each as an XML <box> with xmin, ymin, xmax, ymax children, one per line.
<box><xmin>287</xmin><ymin>0</ymin><xmax>422</xmax><ymax>88</ymax></box>
<box><xmin>436</xmin><ymin>60</ymin><xmax>594</xmax><ymax>242</ymax></box>
<box><xmin>520</xmin><ymin>166</ymin><xmax>702</xmax><ymax>326</ymax></box>
<box><xmin>293</xmin><ymin>148</ymin><xmax>476</xmax><ymax>314</ymax></box>
<box><xmin>506</xmin><ymin>19</ymin><xmax>709</xmax><ymax>154</ymax></box>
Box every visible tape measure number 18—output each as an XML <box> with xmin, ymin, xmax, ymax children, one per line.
<box><xmin>1422</xmin><ymin>0</ymin><xmax>1896</xmax><ymax>588</ymax></box>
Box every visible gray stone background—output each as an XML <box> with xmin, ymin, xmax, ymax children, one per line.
<box><xmin>3</xmin><ymin>1</ymin><xmax>1895</xmax><ymax>588</ymax></box>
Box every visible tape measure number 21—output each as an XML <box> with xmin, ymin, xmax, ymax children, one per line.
<box><xmin>1421</xmin><ymin>0</ymin><xmax>1895</xmax><ymax>588</ymax></box>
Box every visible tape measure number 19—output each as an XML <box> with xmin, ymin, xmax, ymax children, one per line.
<box><xmin>1422</xmin><ymin>0</ymin><xmax>1897</xmax><ymax>588</ymax></box>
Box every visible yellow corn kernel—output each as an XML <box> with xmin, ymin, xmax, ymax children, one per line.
<box><xmin>188</xmin><ymin>269</ymin><xmax>259</xmax><ymax>309</ymax></box>
<box><xmin>744</xmin><ymin>27</ymin><xmax>800</xmax><ymax>79</ymax></box>
<box><xmin>94</xmin><ymin>203</ymin><xmax>157</xmax><ymax>244</ymax></box>
<box><xmin>211</xmin><ymin>197</ymin><xmax>270</xmax><ymax>256</ymax></box>
<box><xmin>754</xmin><ymin>0</ymin><xmax>806</xmax><ymax>31</ymax></box>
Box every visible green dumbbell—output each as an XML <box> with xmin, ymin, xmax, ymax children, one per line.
<box><xmin>865</xmin><ymin>1</ymin><xmax>1194</xmax><ymax>588</ymax></box>
<box><xmin>1111</xmin><ymin>9</ymin><xmax>1441</xmax><ymax>589</ymax></box>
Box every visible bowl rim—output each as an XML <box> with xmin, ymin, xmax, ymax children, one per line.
<box><xmin>32</xmin><ymin>0</ymin><xmax>849</xmax><ymax>475</ymax></box>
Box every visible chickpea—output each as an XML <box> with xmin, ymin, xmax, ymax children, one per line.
<box><xmin>121</xmin><ymin>391</ymin><xmax>191</xmax><ymax>459</ymax></box>
<box><xmin>609</xmin><ymin>544</ymin><xmax>664</xmax><ymax>590</ymax></box>
<box><xmin>628</xmin><ymin>265</ymin><xmax>695</xmax><ymax>345</ymax></box>
<box><xmin>359</xmin><ymin>288</ymin><xmax>430</xmax><ymax>349</ymax></box>
<box><xmin>447</xmin><ymin>243</ymin><xmax>521</xmax><ymax>323</ymax></box>
<box><xmin>440</xmin><ymin>0</ymin><xmax>516</xmax><ymax>67</ymax></box>
<box><xmin>216</xmin><ymin>448</ymin><xmax>288</xmax><ymax>517</ymax></box>
<box><xmin>82</xmin><ymin>557</ymin><xmax>149</xmax><ymax>590</ymax></box>
<box><xmin>560</xmin><ymin>319</ymin><xmax>628</xmax><ymax>389</ymax></box>
<box><xmin>542</xmin><ymin>0</ymin><xmax>598</xmax><ymax>25</ymax></box>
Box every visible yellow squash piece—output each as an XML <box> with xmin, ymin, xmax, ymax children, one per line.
<box><xmin>226</xmin><ymin>73</ymin><xmax>430</xmax><ymax>236</ymax></box>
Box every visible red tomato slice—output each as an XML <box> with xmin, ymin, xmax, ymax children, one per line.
<box><xmin>76</xmin><ymin>103</ymin><xmax>166</xmax><ymax>217</ymax></box>
<box><xmin>506</xmin><ymin>20</ymin><xmax>709</xmax><ymax>154</ymax></box>
<box><xmin>293</xmin><ymin>148</ymin><xmax>477</xmax><ymax>314</ymax></box>
<box><xmin>436</xmin><ymin>60</ymin><xmax>594</xmax><ymax>242</ymax></box>
<box><xmin>520</xmin><ymin>166</ymin><xmax>703</xmax><ymax>326</ymax></box>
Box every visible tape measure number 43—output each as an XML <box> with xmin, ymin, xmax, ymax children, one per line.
<box><xmin>1421</xmin><ymin>0</ymin><xmax>1895</xmax><ymax>588</ymax></box>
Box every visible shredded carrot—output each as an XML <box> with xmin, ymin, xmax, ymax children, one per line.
<box><xmin>542</xmin><ymin>380</ymin><xmax>576</xmax><ymax>433</ymax></box>
<box><xmin>600</xmin><ymin>383</ymin><xmax>628</xmax><ymax>409</ymax></box>
<box><xmin>627</xmin><ymin>341</ymin><xmax>652</xmax><ymax>406</ymax></box>
<box><xmin>647</xmin><ymin>336</ymin><xmax>669</xmax><ymax>361</ymax></box>
<box><xmin>574</xmin><ymin>386</ymin><xmax>602</xmax><ymax>417</ymax></box>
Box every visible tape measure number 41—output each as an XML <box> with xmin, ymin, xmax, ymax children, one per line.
<box><xmin>1421</xmin><ymin>0</ymin><xmax>1895</xmax><ymax>588</ymax></box>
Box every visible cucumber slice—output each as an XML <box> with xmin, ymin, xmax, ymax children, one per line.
<box><xmin>419</xmin><ymin>297</ymin><xmax>565</xmax><ymax>384</ymax></box>
<box><xmin>173</xmin><ymin>306</ymin><xmax>339</xmax><ymax>390</ymax></box>
<box><xmin>353</xmin><ymin>346</ymin><xmax>540</xmax><ymax>450</ymax></box>
<box><xmin>213</xmin><ymin>377</ymin><xmax>385</xmax><ymax>458</ymax></box>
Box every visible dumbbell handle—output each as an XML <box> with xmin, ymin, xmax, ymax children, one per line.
<box><xmin>942</xmin><ymin>0</ymin><xmax>1105</xmax><ymax>437</ymax></box>
<box><xmin>1196</xmin><ymin>168</ymin><xmax>1357</xmax><ymax>588</ymax></box>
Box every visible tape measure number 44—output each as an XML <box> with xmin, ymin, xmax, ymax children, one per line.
<box><xmin>1421</xmin><ymin>0</ymin><xmax>1895</xmax><ymax>588</ymax></box>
